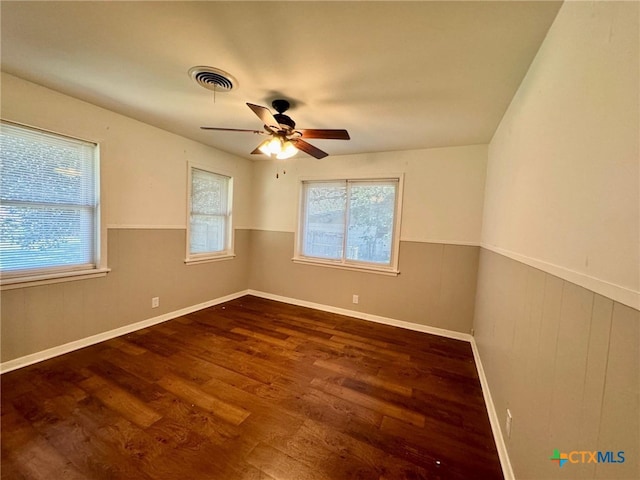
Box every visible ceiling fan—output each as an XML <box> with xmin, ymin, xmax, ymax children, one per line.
<box><xmin>201</xmin><ymin>99</ymin><xmax>350</xmax><ymax>159</ymax></box>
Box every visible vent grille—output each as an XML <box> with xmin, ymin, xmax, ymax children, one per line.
<box><xmin>189</xmin><ymin>66</ymin><xmax>237</xmax><ymax>92</ymax></box>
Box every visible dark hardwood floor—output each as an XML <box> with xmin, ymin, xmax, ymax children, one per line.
<box><xmin>1</xmin><ymin>295</ymin><xmax>503</xmax><ymax>479</ymax></box>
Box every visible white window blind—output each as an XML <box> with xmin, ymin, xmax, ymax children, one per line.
<box><xmin>0</xmin><ymin>121</ymin><xmax>99</xmax><ymax>276</ymax></box>
<box><xmin>189</xmin><ymin>167</ymin><xmax>231</xmax><ymax>256</ymax></box>
<box><xmin>299</xmin><ymin>178</ymin><xmax>400</xmax><ymax>269</ymax></box>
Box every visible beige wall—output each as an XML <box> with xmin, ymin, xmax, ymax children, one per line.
<box><xmin>1</xmin><ymin>229</ymin><xmax>250</xmax><ymax>362</ymax></box>
<box><xmin>246</xmin><ymin>143</ymin><xmax>488</xmax><ymax>333</ymax></box>
<box><xmin>475</xmin><ymin>2</ymin><xmax>640</xmax><ymax>479</ymax></box>
<box><xmin>249</xmin><ymin>231</ymin><xmax>479</xmax><ymax>333</ymax></box>
<box><xmin>0</xmin><ymin>74</ymin><xmax>253</xmax><ymax>362</ymax></box>
<box><xmin>475</xmin><ymin>250</ymin><xmax>638</xmax><ymax>479</ymax></box>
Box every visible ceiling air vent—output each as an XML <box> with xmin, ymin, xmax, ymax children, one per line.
<box><xmin>189</xmin><ymin>66</ymin><xmax>237</xmax><ymax>92</ymax></box>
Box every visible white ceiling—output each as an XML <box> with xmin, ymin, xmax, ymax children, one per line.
<box><xmin>1</xmin><ymin>1</ymin><xmax>562</xmax><ymax>160</ymax></box>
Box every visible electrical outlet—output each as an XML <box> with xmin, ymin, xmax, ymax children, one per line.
<box><xmin>505</xmin><ymin>409</ymin><xmax>513</xmax><ymax>438</ymax></box>
<box><xmin>152</xmin><ymin>297</ymin><xmax>160</xmax><ymax>308</ymax></box>
<box><xmin>352</xmin><ymin>294</ymin><xmax>359</xmax><ymax>304</ymax></box>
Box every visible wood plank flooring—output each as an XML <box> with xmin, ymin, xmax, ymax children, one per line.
<box><xmin>1</xmin><ymin>295</ymin><xmax>503</xmax><ymax>479</ymax></box>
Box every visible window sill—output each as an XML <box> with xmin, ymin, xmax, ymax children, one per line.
<box><xmin>184</xmin><ymin>253</ymin><xmax>236</xmax><ymax>266</ymax></box>
<box><xmin>0</xmin><ymin>267</ymin><xmax>111</xmax><ymax>290</ymax></box>
<box><xmin>292</xmin><ymin>257</ymin><xmax>400</xmax><ymax>276</ymax></box>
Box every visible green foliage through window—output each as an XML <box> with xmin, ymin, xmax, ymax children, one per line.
<box><xmin>300</xmin><ymin>179</ymin><xmax>399</xmax><ymax>266</ymax></box>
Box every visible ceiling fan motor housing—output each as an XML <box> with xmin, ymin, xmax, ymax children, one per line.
<box><xmin>274</xmin><ymin>113</ymin><xmax>295</xmax><ymax>130</ymax></box>
<box><xmin>271</xmin><ymin>100</ymin><xmax>295</xmax><ymax>130</ymax></box>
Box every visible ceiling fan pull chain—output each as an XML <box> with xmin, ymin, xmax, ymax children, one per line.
<box><xmin>275</xmin><ymin>163</ymin><xmax>287</xmax><ymax>179</ymax></box>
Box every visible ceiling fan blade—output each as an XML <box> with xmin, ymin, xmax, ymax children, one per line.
<box><xmin>298</xmin><ymin>129</ymin><xmax>350</xmax><ymax>140</ymax></box>
<box><xmin>295</xmin><ymin>139</ymin><xmax>329</xmax><ymax>159</ymax></box>
<box><xmin>201</xmin><ymin>127</ymin><xmax>263</xmax><ymax>134</ymax></box>
<box><xmin>247</xmin><ymin>103</ymin><xmax>280</xmax><ymax>131</ymax></box>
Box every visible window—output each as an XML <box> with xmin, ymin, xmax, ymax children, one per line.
<box><xmin>296</xmin><ymin>176</ymin><xmax>403</xmax><ymax>274</ymax></box>
<box><xmin>186</xmin><ymin>165</ymin><xmax>233</xmax><ymax>263</ymax></box>
<box><xmin>0</xmin><ymin>121</ymin><xmax>101</xmax><ymax>284</ymax></box>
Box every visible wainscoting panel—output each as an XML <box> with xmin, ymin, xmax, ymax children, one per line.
<box><xmin>248</xmin><ymin>230</ymin><xmax>480</xmax><ymax>334</ymax></box>
<box><xmin>1</xmin><ymin>228</ymin><xmax>251</xmax><ymax>363</ymax></box>
<box><xmin>474</xmin><ymin>249</ymin><xmax>639</xmax><ymax>480</ymax></box>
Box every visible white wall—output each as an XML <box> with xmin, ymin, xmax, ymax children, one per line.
<box><xmin>2</xmin><ymin>74</ymin><xmax>488</xmax><ymax>253</ymax></box>
<box><xmin>475</xmin><ymin>4</ymin><xmax>640</xmax><ymax>478</ymax></box>
<box><xmin>251</xmin><ymin>144</ymin><xmax>487</xmax><ymax>245</ymax></box>
<box><xmin>0</xmin><ymin>73</ymin><xmax>254</xmax><ymax>364</ymax></box>
<box><xmin>481</xmin><ymin>1</ymin><xmax>639</xmax><ymax>309</ymax></box>
<box><xmin>1</xmin><ymin>73</ymin><xmax>253</xmax><ymax>231</ymax></box>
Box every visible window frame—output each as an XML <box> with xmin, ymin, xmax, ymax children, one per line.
<box><xmin>294</xmin><ymin>174</ymin><xmax>404</xmax><ymax>276</ymax></box>
<box><xmin>185</xmin><ymin>163</ymin><xmax>235</xmax><ymax>265</ymax></box>
<box><xmin>0</xmin><ymin>119</ymin><xmax>108</xmax><ymax>289</ymax></box>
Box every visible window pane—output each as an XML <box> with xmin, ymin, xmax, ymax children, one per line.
<box><xmin>0</xmin><ymin>205</ymin><xmax>94</xmax><ymax>271</ymax></box>
<box><xmin>191</xmin><ymin>168</ymin><xmax>227</xmax><ymax>216</ymax></box>
<box><xmin>0</xmin><ymin>130</ymin><xmax>95</xmax><ymax>206</ymax></box>
<box><xmin>302</xmin><ymin>182</ymin><xmax>346</xmax><ymax>260</ymax></box>
<box><xmin>189</xmin><ymin>168</ymin><xmax>230</xmax><ymax>255</ymax></box>
<box><xmin>346</xmin><ymin>182</ymin><xmax>397</xmax><ymax>264</ymax></box>
<box><xmin>190</xmin><ymin>214</ymin><xmax>225</xmax><ymax>254</ymax></box>
<box><xmin>0</xmin><ymin>122</ymin><xmax>98</xmax><ymax>274</ymax></box>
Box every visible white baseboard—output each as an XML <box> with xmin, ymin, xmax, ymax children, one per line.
<box><xmin>1</xmin><ymin>287</ymin><xmax>513</xmax><ymax>479</ymax></box>
<box><xmin>0</xmin><ymin>289</ymin><xmax>249</xmax><ymax>374</ymax></box>
<box><xmin>247</xmin><ymin>289</ymin><xmax>473</xmax><ymax>342</ymax></box>
<box><xmin>470</xmin><ymin>338</ymin><xmax>515</xmax><ymax>480</ymax></box>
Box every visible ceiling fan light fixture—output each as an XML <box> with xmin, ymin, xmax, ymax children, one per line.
<box><xmin>258</xmin><ymin>137</ymin><xmax>298</xmax><ymax>159</ymax></box>
<box><xmin>277</xmin><ymin>140</ymin><xmax>298</xmax><ymax>160</ymax></box>
<box><xmin>258</xmin><ymin>137</ymin><xmax>282</xmax><ymax>156</ymax></box>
